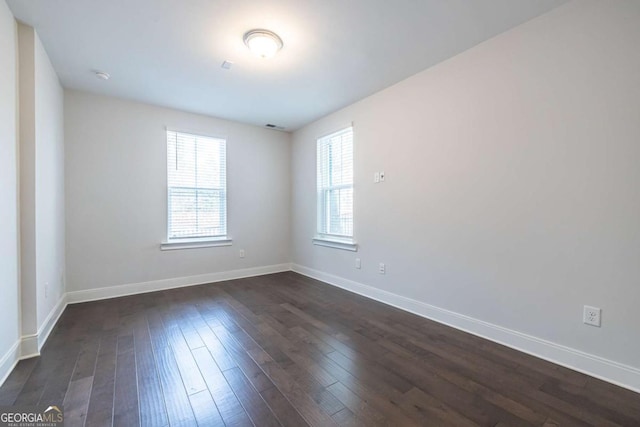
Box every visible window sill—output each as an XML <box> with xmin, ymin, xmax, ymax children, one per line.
<box><xmin>160</xmin><ymin>237</ymin><xmax>232</xmax><ymax>251</ymax></box>
<box><xmin>312</xmin><ymin>236</ymin><xmax>358</xmax><ymax>252</ymax></box>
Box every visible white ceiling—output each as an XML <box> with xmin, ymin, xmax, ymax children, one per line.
<box><xmin>7</xmin><ymin>0</ymin><xmax>567</xmax><ymax>131</ymax></box>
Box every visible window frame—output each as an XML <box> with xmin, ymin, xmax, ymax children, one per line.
<box><xmin>161</xmin><ymin>129</ymin><xmax>232</xmax><ymax>250</ymax></box>
<box><xmin>313</xmin><ymin>125</ymin><xmax>358</xmax><ymax>252</ymax></box>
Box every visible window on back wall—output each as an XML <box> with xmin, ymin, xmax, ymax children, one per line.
<box><xmin>316</xmin><ymin>126</ymin><xmax>356</xmax><ymax>250</ymax></box>
<box><xmin>166</xmin><ymin>130</ymin><xmax>227</xmax><ymax>242</ymax></box>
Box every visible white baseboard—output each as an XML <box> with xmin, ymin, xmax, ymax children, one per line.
<box><xmin>20</xmin><ymin>294</ymin><xmax>69</xmax><ymax>359</ymax></box>
<box><xmin>37</xmin><ymin>294</ymin><xmax>68</xmax><ymax>352</ymax></box>
<box><xmin>291</xmin><ymin>263</ymin><xmax>640</xmax><ymax>394</ymax></box>
<box><xmin>1</xmin><ymin>293</ymin><xmax>89</xmax><ymax>386</ymax></box>
<box><xmin>0</xmin><ymin>340</ymin><xmax>21</xmax><ymax>387</ymax></box>
<box><xmin>19</xmin><ymin>334</ymin><xmax>38</xmax><ymax>359</ymax></box>
<box><xmin>67</xmin><ymin>263</ymin><xmax>292</xmax><ymax>304</ymax></box>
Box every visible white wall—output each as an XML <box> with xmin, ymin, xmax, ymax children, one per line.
<box><xmin>18</xmin><ymin>23</ymin><xmax>65</xmax><ymax>350</ymax></box>
<box><xmin>65</xmin><ymin>91</ymin><xmax>291</xmax><ymax>292</ymax></box>
<box><xmin>0</xmin><ymin>0</ymin><xmax>20</xmax><ymax>378</ymax></box>
<box><xmin>18</xmin><ymin>22</ymin><xmax>37</xmax><ymax>340</ymax></box>
<box><xmin>292</xmin><ymin>0</ymin><xmax>640</xmax><ymax>376</ymax></box>
<box><xmin>34</xmin><ymin>32</ymin><xmax>65</xmax><ymax>330</ymax></box>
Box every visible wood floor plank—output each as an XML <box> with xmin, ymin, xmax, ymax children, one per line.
<box><xmin>325</xmin><ymin>381</ymin><xmax>388</xmax><ymax>427</ymax></box>
<box><xmin>325</xmin><ymin>348</ymin><xmax>413</xmax><ymax>394</ymax></box>
<box><xmin>189</xmin><ymin>304</ymin><xmax>239</xmax><ymax>372</ymax></box>
<box><xmin>113</xmin><ymin>335</ymin><xmax>140</xmax><ymax>427</ymax></box>
<box><xmin>323</xmin><ymin>369</ymin><xmax>422</xmax><ymax>427</ymax></box>
<box><xmin>0</xmin><ymin>358</ymin><xmax>38</xmax><ymax>405</ymax></box>
<box><xmin>285</xmin><ymin>323</ymin><xmax>335</xmax><ymax>355</ymax></box>
<box><xmin>377</xmin><ymin>336</ymin><xmax>594</xmax><ymax>426</ymax></box>
<box><xmin>540</xmin><ymin>379</ymin><xmax>638</xmax><ymax>426</ymax></box>
<box><xmin>178</xmin><ymin>318</ymin><xmax>206</xmax><ymax>351</ymax></box>
<box><xmin>159</xmin><ymin>303</ymin><xmax>208</xmax><ymax>396</ymax></box>
<box><xmin>133</xmin><ymin>315</ymin><xmax>169</xmax><ymax>427</ymax></box>
<box><xmin>223</xmin><ymin>367</ymin><xmax>282</xmax><ymax>427</ymax></box>
<box><xmin>85</xmin><ymin>333</ymin><xmax>118</xmax><ymax>427</ymax></box>
<box><xmin>222</xmin><ymin>300</ymin><xmax>341</xmax><ymax>392</ymax></box>
<box><xmin>217</xmin><ymin>306</ymin><xmax>346</xmax><ymax>417</ymax></box>
<box><xmin>188</xmin><ymin>390</ymin><xmax>225</xmax><ymax>427</ymax></box>
<box><xmin>63</xmin><ymin>376</ymin><xmax>94</xmax><ymax>427</ymax></box>
<box><xmin>70</xmin><ymin>337</ymin><xmax>100</xmax><ymax>382</ymax></box>
<box><xmin>260</xmin><ymin>385</ymin><xmax>310</xmax><ymax>427</ymax></box>
<box><xmin>151</xmin><ymin>342</ymin><xmax>197</xmax><ymax>426</ymax></box>
<box><xmin>401</xmin><ymin>386</ymin><xmax>481</xmax><ymax>427</ymax></box>
<box><xmin>584</xmin><ymin>377</ymin><xmax>640</xmax><ymax>419</ymax></box>
<box><xmin>331</xmin><ymin>407</ymin><xmax>364</xmax><ymax>427</ymax></box>
<box><xmin>245</xmin><ymin>347</ymin><xmax>339</xmax><ymax>427</ymax></box>
<box><xmin>14</xmin><ymin>340</ymin><xmax>76</xmax><ymax>407</ymax></box>
<box><xmin>208</xmin><ymin>321</ymin><xmax>275</xmax><ymax>393</ymax></box>
<box><xmin>191</xmin><ymin>346</ymin><xmax>254</xmax><ymax>426</ymax></box>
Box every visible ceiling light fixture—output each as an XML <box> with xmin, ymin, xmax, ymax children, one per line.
<box><xmin>243</xmin><ymin>29</ymin><xmax>283</xmax><ymax>59</ymax></box>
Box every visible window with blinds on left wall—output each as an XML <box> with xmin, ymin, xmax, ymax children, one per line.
<box><xmin>161</xmin><ymin>130</ymin><xmax>231</xmax><ymax>250</ymax></box>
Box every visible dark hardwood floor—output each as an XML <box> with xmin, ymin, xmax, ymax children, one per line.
<box><xmin>1</xmin><ymin>272</ymin><xmax>638</xmax><ymax>426</ymax></box>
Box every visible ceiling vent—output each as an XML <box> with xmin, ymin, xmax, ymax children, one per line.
<box><xmin>265</xmin><ymin>124</ymin><xmax>285</xmax><ymax>130</ymax></box>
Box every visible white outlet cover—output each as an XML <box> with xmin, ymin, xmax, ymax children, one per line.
<box><xmin>583</xmin><ymin>305</ymin><xmax>601</xmax><ymax>327</ymax></box>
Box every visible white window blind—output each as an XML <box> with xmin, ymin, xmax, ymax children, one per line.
<box><xmin>317</xmin><ymin>127</ymin><xmax>354</xmax><ymax>238</ymax></box>
<box><xmin>167</xmin><ymin>130</ymin><xmax>226</xmax><ymax>240</ymax></box>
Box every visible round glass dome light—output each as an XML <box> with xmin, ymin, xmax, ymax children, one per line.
<box><xmin>243</xmin><ymin>29</ymin><xmax>283</xmax><ymax>59</ymax></box>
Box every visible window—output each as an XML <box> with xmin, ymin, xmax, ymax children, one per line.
<box><xmin>315</xmin><ymin>126</ymin><xmax>357</xmax><ymax>251</ymax></box>
<box><xmin>163</xmin><ymin>130</ymin><xmax>229</xmax><ymax>249</ymax></box>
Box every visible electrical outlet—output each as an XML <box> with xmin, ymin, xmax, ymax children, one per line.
<box><xmin>583</xmin><ymin>305</ymin><xmax>601</xmax><ymax>327</ymax></box>
<box><xmin>374</xmin><ymin>172</ymin><xmax>380</xmax><ymax>183</ymax></box>
<box><xmin>379</xmin><ymin>263</ymin><xmax>385</xmax><ymax>274</ymax></box>
<box><xmin>355</xmin><ymin>258</ymin><xmax>361</xmax><ymax>269</ymax></box>
<box><xmin>239</xmin><ymin>249</ymin><xmax>245</xmax><ymax>258</ymax></box>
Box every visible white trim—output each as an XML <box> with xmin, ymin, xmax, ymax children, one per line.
<box><xmin>20</xmin><ymin>334</ymin><xmax>38</xmax><ymax>359</ymax></box>
<box><xmin>67</xmin><ymin>263</ymin><xmax>292</xmax><ymax>304</ymax></box>
<box><xmin>0</xmin><ymin>340</ymin><xmax>21</xmax><ymax>387</ymax></box>
<box><xmin>291</xmin><ymin>263</ymin><xmax>640</xmax><ymax>394</ymax></box>
<box><xmin>20</xmin><ymin>293</ymin><xmax>68</xmax><ymax>359</ymax></box>
<box><xmin>161</xmin><ymin>237</ymin><xmax>232</xmax><ymax>251</ymax></box>
<box><xmin>312</xmin><ymin>237</ymin><xmax>358</xmax><ymax>252</ymax></box>
<box><xmin>37</xmin><ymin>294</ymin><xmax>67</xmax><ymax>351</ymax></box>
